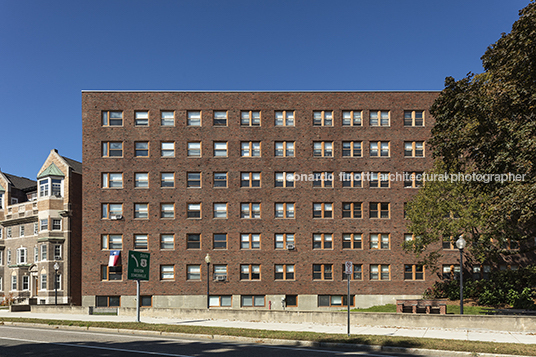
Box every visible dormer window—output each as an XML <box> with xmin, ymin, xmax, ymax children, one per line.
<box><xmin>37</xmin><ymin>163</ymin><xmax>65</xmax><ymax>198</ymax></box>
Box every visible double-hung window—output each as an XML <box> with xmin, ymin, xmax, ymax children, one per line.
<box><xmin>161</xmin><ymin>111</ymin><xmax>175</xmax><ymax>126</ymax></box>
<box><xmin>342</xmin><ymin>233</ymin><xmax>362</xmax><ymax>249</ymax></box>
<box><xmin>313</xmin><ymin>141</ymin><xmax>333</xmax><ymax>157</ymax></box>
<box><xmin>135</xmin><ymin>111</ymin><xmax>149</xmax><ymax>126</ymax></box>
<box><xmin>102</xmin><ymin>111</ymin><xmax>123</xmax><ymax>126</ymax></box>
<box><xmin>240</xmin><ymin>264</ymin><xmax>260</xmax><ymax>280</ymax></box>
<box><xmin>241</xmin><ymin>203</ymin><xmax>261</xmax><ymax>219</ymax></box>
<box><xmin>213</xmin><ymin>111</ymin><xmax>227</xmax><ymax>126</ymax></box>
<box><xmin>313</xmin><ymin>203</ymin><xmax>332</xmax><ymax>218</ymax></box>
<box><xmin>313</xmin><ymin>111</ymin><xmax>333</xmax><ymax>126</ymax></box>
<box><xmin>404</xmin><ymin>110</ymin><xmax>424</xmax><ymax>126</ymax></box>
<box><xmin>275</xmin><ymin>111</ymin><xmax>294</xmax><ymax>126</ymax></box>
<box><xmin>404</xmin><ymin>141</ymin><xmax>424</xmax><ymax>157</ymax></box>
<box><xmin>241</xmin><ymin>234</ymin><xmax>261</xmax><ymax>249</ymax></box>
<box><xmin>369</xmin><ymin>110</ymin><xmax>389</xmax><ymax>126</ymax></box>
<box><xmin>187</xmin><ymin>111</ymin><xmax>201</xmax><ymax>126</ymax></box>
<box><xmin>313</xmin><ymin>264</ymin><xmax>333</xmax><ymax>280</ymax></box>
<box><xmin>370</xmin><ymin>233</ymin><xmax>390</xmax><ymax>249</ymax></box>
<box><xmin>313</xmin><ymin>233</ymin><xmax>332</xmax><ymax>249</ymax></box>
<box><xmin>241</xmin><ymin>110</ymin><xmax>260</xmax><ymax>126</ymax></box>
<box><xmin>275</xmin><ymin>203</ymin><xmax>295</xmax><ymax>219</ymax></box>
<box><xmin>214</xmin><ymin>142</ymin><xmax>228</xmax><ymax>157</ymax></box>
<box><xmin>342</xmin><ymin>203</ymin><xmax>362</xmax><ymax>218</ymax></box>
<box><xmin>135</xmin><ymin>142</ymin><xmax>149</xmax><ymax>157</ymax></box>
<box><xmin>241</xmin><ymin>142</ymin><xmax>261</xmax><ymax>157</ymax></box>
<box><xmin>161</xmin><ymin>142</ymin><xmax>175</xmax><ymax>157</ymax></box>
<box><xmin>274</xmin><ymin>141</ymin><xmax>295</xmax><ymax>157</ymax></box>
<box><xmin>275</xmin><ymin>172</ymin><xmax>294</xmax><ymax>188</ymax></box>
<box><xmin>102</xmin><ymin>142</ymin><xmax>123</xmax><ymax>157</ymax></box>
<box><xmin>241</xmin><ymin>172</ymin><xmax>261</xmax><ymax>188</ymax></box>
<box><xmin>102</xmin><ymin>173</ymin><xmax>123</xmax><ymax>188</ymax></box>
<box><xmin>342</xmin><ymin>110</ymin><xmax>362</xmax><ymax>126</ymax></box>
<box><xmin>342</xmin><ymin>141</ymin><xmax>362</xmax><ymax>157</ymax></box>
<box><xmin>370</xmin><ymin>141</ymin><xmax>389</xmax><ymax>157</ymax></box>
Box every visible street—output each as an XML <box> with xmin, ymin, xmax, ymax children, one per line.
<box><xmin>0</xmin><ymin>325</ymin><xmax>418</xmax><ymax>357</ymax></box>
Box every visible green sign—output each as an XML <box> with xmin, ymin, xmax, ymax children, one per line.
<box><xmin>128</xmin><ymin>250</ymin><xmax>150</xmax><ymax>280</ymax></box>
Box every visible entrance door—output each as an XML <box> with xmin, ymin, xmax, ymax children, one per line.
<box><xmin>33</xmin><ymin>276</ymin><xmax>38</xmax><ymax>296</ymax></box>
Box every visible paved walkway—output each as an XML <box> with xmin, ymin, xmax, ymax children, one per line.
<box><xmin>1</xmin><ymin>310</ymin><xmax>535</xmax><ymax>345</ymax></box>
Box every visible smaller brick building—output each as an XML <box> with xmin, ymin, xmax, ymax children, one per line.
<box><xmin>0</xmin><ymin>149</ymin><xmax>82</xmax><ymax>305</ymax></box>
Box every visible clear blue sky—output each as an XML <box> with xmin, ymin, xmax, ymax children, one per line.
<box><xmin>0</xmin><ymin>0</ymin><xmax>529</xmax><ymax>179</ymax></box>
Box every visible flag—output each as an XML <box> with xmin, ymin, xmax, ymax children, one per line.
<box><xmin>108</xmin><ymin>250</ymin><xmax>120</xmax><ymax>267</ymax></box>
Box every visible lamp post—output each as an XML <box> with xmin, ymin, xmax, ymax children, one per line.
<box><xmin>53</xmin><ymin>262</ymin><xmax>60</xmax><ymax>305</ymax></box>
<box><xmin>205</xmin><ymin>253</ymin><xmax>211</xmax><ymax>309</ymax></box>
<box><xmin>456</xmin><ymin>236</ymin><xmax>466</xmax><ymax>315</ymax></box>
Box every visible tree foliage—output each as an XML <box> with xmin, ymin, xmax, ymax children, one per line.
<box><xmin>406</xmin><ymin>1</ymin><xmax>536</xmax><ymax>267</ymax></box>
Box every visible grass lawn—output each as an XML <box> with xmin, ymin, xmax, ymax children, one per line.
<box><xmin>0</xmin><ymin>317</ymin><xmax>535</xmax><ymax>356</ymax></box>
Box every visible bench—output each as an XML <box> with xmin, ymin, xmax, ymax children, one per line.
<box><xmin>396</xmin><ymin>299</ymin><xmax>446</xmax><ymax>314</ymax></box>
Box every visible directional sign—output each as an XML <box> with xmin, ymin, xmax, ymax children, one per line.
<box><xmin>128</xmin><ymin>251</ymin><xmax>150</xmax><ymax>280</ymax></box>
<box><xmin>345</xmin><ymin>261</ymin><xmax>353</xmax><ymax>275</ymax></box>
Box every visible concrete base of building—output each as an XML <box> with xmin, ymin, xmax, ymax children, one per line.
<box><xmin>82</xmin><ymin>294</ymin><xmax>421</xmax><ymax>311</ymax></box>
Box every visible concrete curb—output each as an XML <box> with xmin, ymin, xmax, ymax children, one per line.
<box><xmin>0</xmin><ymin>321</ymin><xmax>533</xmax><ymax>357</ymax></box>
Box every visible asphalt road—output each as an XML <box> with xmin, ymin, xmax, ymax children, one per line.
<box><xmin>0</xmin><ymin>325</ymin><xmax>417</xmax><ymax>357</ymax></box>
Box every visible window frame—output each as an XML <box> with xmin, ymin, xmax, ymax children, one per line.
<box><xmin>240</xmin><ymin>233</ymin><xmax>261</xmax><ymax>250</ymax></box>
<box><xmin>369</xmin><ymin>202</ymin><xmax>390</xmax><ymax>219</ymax></box>
<box><xmin>313</xmin><ymin>233</ymin><xmax>333</xmax><ymax>250</ymax></box>
<box><xmin>275</xmin><ymin>110</ymin><xmax>295</xmax><ymax>126</ymax></box>
<box><xmin>240</xmin><ymin>203</ymin><xmax>261</xmax><ymax>219</ymax></box>
<box><xmin>240</xmin><ymin>264</ymin><xmax>261</xmax><ymax>280</ymax></box>
<box><xmin>160</xmin><ymin>265</ymin><xmax>175</xmax><ymax>281</ymax></box>
<box><xmin>134</xmin><ymin>203</ymin><xmax>149</xmax><ymax>219</ymax></box>
<box><xmin>404</xmin><ymin>141</ymin><xmax>425</xmax><ymax>157</ymax></box>
<box><xmin>213</xmin><ymin>110</ymin><xmax>228</xmax><ymax>126</ymax></box>
<box><xmin>241</xmin><ymin>141</ymin><xmax>261</xmax><ymax>157</ymax></box>
<box><xmin>187</xmin><ymin>142</ymin><xmax>202</xmax><ymax>157</ymax></box>
<box><xmin>313</xmin><ymin>264</ymin><xmax>333</xmax><ymax>280</ymax></box>
<box><xmin>370</xmin><ymin>264</ymin><xmax>391</xmax><ymax>281</ymax></box>
<box><xmin>213</xmin><ymin>233</ymin><xmax>227</xmax><ymax>249</ymax></box>
<box><xmin>161</xmin><ymin>111</ymin><xmax>175</xmax><ymax>126</ymax></box>
<box><xmin>275</xmin><ymin>264</ymin><xmax>295</xmax><ymax>280</ymax></box>
<box><xmin>213</xmin><ymin>203</ymin><xmax>228</xmax><ymax>219</ymax></box>
<box><xmin>186</xmin><ymin>233</ymin><xmax>201</xmax><ymax>249</ymax></box>
<box><xmin>404</xmin><ymin>171</ymin><xmax>424</xmax><ymax>188</ymax></box>
<box><xmin>160</xmin><ymin>172</ymin><xmax>175</xmax><ymax>188</ymax></box>
<box><xmin>312</xmin><ymin>172</ymin><xmax>333</xmax><ymax>188</ymax></box>
<box><xmin>404</xmin><ymin>110</ymin><xmax>424</xmax><ymax>127</ymax></box>
<box><xmin>241</xmin><ymin>110</ymin><xmax>261</xmax><ymax>126</ymax></box>
<box><xmin>275</xmin><ymin>233</ymin><xmax>295</xmax><ymax>249</ymax></box>
<box><xmin>275</xmin><ymin>202</ymin><xmax>295</xmax><ymax>219</ymax></box>
<box><xmin>102</xmin><ymin>173</ymin><xmax>123</xmax><ymax>189</ymax></box>
<box><xmin>370</xmin><ymin>233</ymin><xmax>390</xmax><ymax>250</ymax></box>
<box><xmin>134</xmin><ymin>172</ymin><xmax>149</xmax><ymax>188</ymax></box>
<box><xmin>313</xmin><ymin>141</ymin><xmax>333</xmax><ymax>157</ymax></box>
<box><xmin>102</xmin><ymin>111</ymin><xmax>123</xmax><ymax>127</ymax></box>
<box><xmin>369</xmin><ymin>141</ymin><xmax>390</xmax><ymax>157</ymax></box>
<box><xmin>187</xmin><ymin>172</ymin><xmax>201</xmax><ymax>188</ymax></box>
<box><xmin>213</xmin><ymin>141</ymin><xmax>228</xmax><ymax>157</ymax></box>
<box><xmin>101</xmin><ymin>234</ymin><xmax>123</xmax><ymax>250</ymax></box>
<box><xmin>313</xmin><ymin>110</ymin><xmax>333</xmax><ymax>126</ymax></box>
<box><xmin>369</xmin><ymin>110</ymin><xmax>390</xmax><ymax>126</ymax></box>
<box><xmin>275</xmin><ymin>172</ymin><xmax>295</xmax><ymax>188</ymax></box>
<box><xmin>342</xmin><ymin>233</ymin><xmax>363</xmax><ymax>249</ymax></box>
<box><xmin>240</xmin><ymin>172</ymin><xmax>261</xmax><ymax>188</ymax></box>
<box><xmin>187</xmin><ymin>203</ymin><xmax>201</xmax><ymax>219</ymax></box>
<box><xmin>160</xmin><ymin>234</ymin><xmax>175</xmax><ymax>250</ymax></box>
<box><xmin>134</xmin><ymin>141</ymin><xmax>149</xmax><ymax>157</ymax></box>
<box><xmin>161</xmin><ymin>142</ymin><xmax>175</xmax><ymax>158</ymax></box>
<box><xmin>134</xmin><ymin>111</ymin><xmax>149</xmax><ymax>126</ymax></box>
<box><xmin>342</xmin><ymin>202</ymin><xmax>362</xmax><ymax>219</ymax></box>
<box><xmin>274</xmin><ymin>141</ymin><xmax>295</xmax><ymax>157</ymax></box>
<box><xmin>102</xmin><ymin>141</ymin><xmax>123</xmax><ymax>158</ymax></box>
<box><xmin>342</xmin><ymin>264</ymin><xmax>363</xmax><ymax>281</ymax></box>
<box><xmin>370</xmin><ymin>172</ymin><xmax>390</xmax><ymax>188</ymax></box>
<box><xmin>342</xmin><ymin>110</ymin><xmax>362</xmax><ymax>126</ymax></box>
<box><xmin>213</xmin><ymin>172</ymin><xmax>228</xmax><ymax>188</ymax></box>
<box><xmin>187</xmin><ymin>110</ymin><xmax>201</xmax><ymax>126</ymax></box>
<box><xmin>313</xmin><ymin>202</ymin><xmax>333</xmax><ymax>219</ymax></box>
<box><xmin>160</xmin><ymin>203</ymin><xmax>175</xmax><ymax>219</ymax></box>
<box><xmin>187</xmin><ymin>265</ymin><xmax>201</xmax><ymax>281</ymax></box>
<box><xmin>404</xmin><ymin>264</ymin><xmax>425</xmax><ymax>281</ymax></box>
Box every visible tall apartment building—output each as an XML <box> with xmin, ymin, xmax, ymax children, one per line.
<box><xmin>82</xmin><ymin>91</ymin><xmax>460</xmax><ymax>310</ymax></box>
<box><xmin>0</xmin><ymin>149</ymin><xmax>82</xmax><ymax>305</ymax></box>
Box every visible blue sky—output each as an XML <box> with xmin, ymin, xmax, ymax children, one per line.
<box><xmin>0</xmin><ymin>0</ymin><xmax>529</xmax><ymax>179</ymax></box>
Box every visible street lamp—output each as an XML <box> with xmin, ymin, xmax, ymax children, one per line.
<box><xmin>205</xmin><ymin>253</ymin><xmax>211</xmax><ymax>309</ymax></box>
<box><xmin>53</xmin><ymin>262</ymin><xmax>60</xmax><ymax>305</ymax></box>
<box><xmin>456</xmin><ymin>236</ymin><xmax>466</xmax><ymax>315</ymax></box>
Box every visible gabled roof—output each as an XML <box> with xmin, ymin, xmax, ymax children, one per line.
<box><xmin>37</xmin><ymin>162</ymin><xmax>65</xmax><ymax>179</ymax></box>
<box><xmin>4</xmin><ymin>173</ymin><xmax>37</xmax><ymax>191</ymax></box>
<box><xmin>62</xmin><ymin>156</ymin><xmax>82</xmax><ymax>175</ymax></box>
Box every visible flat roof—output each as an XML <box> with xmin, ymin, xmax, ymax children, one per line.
<box><xmin>82</xmin><ymin>90</ymin><xmax>441</xmax><ymax>93</ymax></box>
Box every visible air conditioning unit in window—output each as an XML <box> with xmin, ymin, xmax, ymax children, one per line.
<box><xmin>214</xmin><ymin>275</ymin><xmax>227</xmax><ymax>282</ymax></box>
<box><xmin>286</xmin><ymin>244</ymin><xmax>295</xmax><ymax>250</ymax></box>
<box><xmin>110</xmin><ymin>215</ymin><xmax>123</xmax><ymax>220</ymax></box>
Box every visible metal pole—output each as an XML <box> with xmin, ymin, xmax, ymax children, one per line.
<box><xmin>54</xmin><ymin>270</ymin><xmax>58</xmax><ymax>305</ymax></box>
<box><xmin>347</xmin><ymin>273</ymin><xmax>351</xmax><ymax>336</ymax></box>
<box><xmin>136</xmin><ymin>279</ymin><xmax>141</xmax><ymax>322</ymax></box>
<box><xmin>459</xmin><ymin>248</ymin><xmax>464</xmax><ymax>315</ymax></box>
<box><xmin>207</xmin><ymin>262</ymin><xmax>210</xmax><ymax>309</ymax></box>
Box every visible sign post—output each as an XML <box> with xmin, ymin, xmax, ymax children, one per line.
<box><xmin>345</xmin><ymin>261</ymin><xmax>353</xmax><ymax>336</ymax></box>
<box><xmin>128</xmin><ymin>251</ymin><xmax>150</xmax><ymax>323</ymax></box>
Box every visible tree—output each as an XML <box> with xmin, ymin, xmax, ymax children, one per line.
<box><xmin>406</xmin><ymin>1</ymin><xmax>536</xmax><ymax>268</ymax></box>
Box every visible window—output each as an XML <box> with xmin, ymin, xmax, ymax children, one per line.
<box><xmin>214</xmin><ymin>172</ymin><xmax>227</xmax><ymax>188</ymax></box>
<box><xmin>214</xmin><ymin>265</ymin><xmax>227</xmax><ymax>279</ymax></box>
<box><xmin>275</xmin><ymin>233</ymin><xmax>295</xmax><ymax>249</ymax></box>
<box><xmin>213</xmin><ymin>142</ymin><xmax>228</xmax><ymax>157</ymax></box>
<box><xmin>370</xmin><ymin>203</ymin><xmax>390</xmax><ymax>219</ymax></box>
<box><xmin>275</xmin><ymin>203</ymin><xmax>295</xmax><ymax>219</ymax></box>
<box><xmin>404</xmin><ymin>172</ymin><xmax>424</xmax><ymax>188</ymax></box>
<box><xmin>341</xmin><ymin>172</ymin><xmax>362</xmax><ymax>188</ymax></box>
<box><xmin>39</xmin><ymin>179</ymin><xmax>49</xmax><ymax>196</ymax></box>
<box><xmin>134</xmin><ymin>203</ymin><xmax>148</xmax><ymax>219</ymax></box>
<box><xmin>135</xmin><ymin>111</ymin><xmax>149</xmax><ymax>126</ymax></box>
<box><xmin>473</xmin><ymin>265</ymin><xmax>491</xmax><ymax>280</ymax></box>
<box><xmin>342</xmin><ymin>141</ymin><xmax>362</xmax><ymax>157</ymax></box>
<box><xmin>213</xmin><ymin>111</ymin><xmax>227</xmax><ymax>126</ymax></box>
<box><xmin>55</xmin><ymin>274</ymin><xmax>62</xmax><ymax>290</ymax></box>
<box><xmin>213</xmin><ymin>233</ymin><xmax>227</xmax><ymax>249</ymax></box>
<box><xmin>240</xmin><ymin>264</ymin><xmax>261</xmax><ymax>280</ymax></box>
<box><xmin>241</xmin><ymin>172</ymin><xmax>261</xmax><ymax>188</ymax></box>
<box><xmin>405</xmin><ymin>234</ymin><xmax>416</xmax><ymax>248</ymax></box>
<box><xmin>241</xmin><ymin>203</ymin><xmax>261</xmax><ymax>219</ymax></box>
<box><xmin>342</xmin><ymin>202</ymin><xmax>362</xmax><ymax>218</ymax></box>
<box><xmin>404</xmin><ymin>110</ymin><xmax>424</xmax><ymax>127</ymax></box>
<box><xmin>0</xmin><ymin>277</ymin><xmax>2</xmax><ymax>291</ymax></box>
<box><xmin>16</xmin><ymin>248</ymin><xmax>27</xmax><ymax>264</ymax></box>
<box><xmin>342</xmin><ymin>110</ymin><xmax>362</xmax><ymax>126</ymax></box>
<box><xmin>33</xmin><ymin>247</ymin><xmax>38</xmax><ymax>262</ymax></box>
<box><xmin>0</xmin><ymin>250</ymin><xmax>3</xmax><ymax>265</ymax></box>
<box><xmin>313</xmin><ymin>141</ymin><xmax>333</xmax><ymax>157</ymax></box>
<box><xmin>313</xmin><ymin>264</ymin><xmax>333</xmax><ymax>280</ymax></box>
<box><xmin>213</xmin><ymin>203</ymin><xmax>228</xmax><ymax>219</ymax></box>
<box><xmin>275</xmin><ymin>172</ymin><xmax>295</xmax><ymax>188</ymax></box>
<box><xmin>313</xmin><ymin>203</ymin><xmax>333</xmax><ymax>218</ymax></box>
<box><xmin>161</xmin><ymin>111</ymin><xmax>175</xmax><ymax>126</ymax></box>
<box><xmin>54</xmin><ymin>245</ymin><xmax>62</xmax><ymax>260</ymax></box>
<box><xmin>210</xmin><ymin>295</ymin><xmax>232</xmax><ymax>307</ymax></box>
<box><xmin>7</xmin><ymin>249</ymin><xmax>12</xmax><ymax>264</ymax></box>
<box><xmin>343</xmin><ymin>264</ymin><xmax>363</xmax><ymax>280</ymax></box>
<box><xmin>160</xmin><ymin>265</ymin><xmax>175</xmax><ymax>280</ymax></box>
<box><xmin>241</xmin><ymin>295</ymin><xmax>265</xmax><ymax>307</ymax></box>
<box><xmin>102</xmin><ymin>111</ymin><xmax>123</xmax><ymax>126</ymax></box>
<box><xmin>370</xmin><ymin>141</ymin><xmax>390</xmax><ymax>157</ymax></box>
<box><xmin>134</xmin><ymin>173</ymin><xmax>149</xmax><ymax>188</ymax></box>
<box><xmin>343</xmin><ymin>233</ymin><xmax>362</xmax><ymax>249</ymax></box>
<box><xmin>370</xmin><ymin>233</ymin><xmax>390</xmax><ymax>249</ymax></box>
<box><xmin>241</xmin><ymin>110</ymin><xmax>260</xmax><ymax>126</ymax></box>
<box><xmin>40</xmin><ymin>245</ymin><xmax>47</xmax><ymax>261</ymax></box>
<box><xmin>313</xmin><ymin>110</ymin><xmax>333</xmax><ymax>126</ymax></box>
<box><xmin>102</xmin><ymin>142</ymin><xmax>123</xmax><ymax>157</ymax></box>
<box><xmin>274</xmin><ymin>141</ymin><xmax>295</xmax><ymax>157</ymax></box>
<box><xmin>187</xmin><ymin>142</ymin><xmax>201</xmax><ymax>157</ymax></box>
<box><xmin>241</xmin><ymin>141</ymin><xmax>261</xmax><ymax>157</ymax></box>
<box><xmin>135</xmin><ymin>142</ymin><xmax>149</xmax><ymax>157</ymax></box>
<box><xmin>101</xmin><ymin>265</ymin><xmax>122</xmax><ymax>281</ymax></box>
<box><xmin>187</xmin><ymin>265</ymin><xmax>201</xmax><ymax>280</ymax></box>
<box><xmin>370</xmin><ymin>172</ymin><xmax>390</xmax><ymax>188</ymax></box>
<box><xmin>187</xmin><ymin>111</ymin><xmax>201</xmax><ymax>126</ymax></box>
<box><xmin>101</xmin><ymin>234</ymin><xmax>123</xmax><ymax>250</ymax></box>
<box><xmin>96</xmin><ymin>296</ymin><xmax>120</xmax><ymax>307</ymax></box>
<box><xmin>313</xmin><ymin>233</ymin><xmax>332</xmax><ymax>249</ymax></box>
<box><xmin>241</xmin><ymin>233</ymin><xmax>261</xmax><ymax>249</ymax></box>
<box><xmin>275</xmin><ymin>110</ymin><xmax>294</xmax><ymax>126</ymax></box>
<box><xmin>52</xmin><ymin>219</ymin><xmax>61</xmax><ymax>230</ymax></box>
<box><xmin>442</xmin><ymin>237</ymin><xmax>456</xmax><ymax>250</ymax></box>
<box><xmin>40</xmin><ymin>274</ymin><xmax>47</xmax><ymax>290</ymax></box>
<box><xmin>369</xmin><ymin>110</ymin><xmax>390</xmax><ymax>126</ymax></box>
<box><xmin>318</xmin><ymin>295</ymin><xmax>354</xmax><ymax>308</ymax></box>
<box><xmin>134</xmin><ymin>234</ymin><xmax>148</xmax><ymax>250</ymax></box>
<box><xmin>161</xmin><ymin>173</ymin><xmax>174</xmax><ymax>188</ymax></box>
<box><xmin>501</xmin><ymin>238</ymin><xmax>520</xmax><ymax>250</ymax></box>
<box><xmin>186</xmin><ymin>234</ymin><xmax>200</xmax><ymax>249</ymax></box>
<box><xmin>187</xmin><ymin>203</ymin><xmax>201</xmax><ymax>219</ymax></box>
<box><xmin>102</xmin><ymin>203</ymin><xmax>123</xmax><ymax>219</ymax></box>
<box><xmin>11</xmin><ymin>275</ymin><xmax>17</xmax><ymax>291</ymax></box>
<box><xmin>161</xmin><ymin>142</ymin><xmax>175</xmax><ymax>157</ymax></box>
<box><xmin>102</xmin><ymin>173</ymin><xmax>123</xmax><ymax>188</ymax></box>
<box><xmin>187</xmin><ymin>172</ymin><xmax>201</xmax><ymax>188</ymax></box>
<box><xmin>141</xmin><ymin>296</ymin><xmax>152</xmax><ymax>307</ymax></box>
<box><xmin>275</xmin><ymin>264</ymin><xmax>295</xmax><ymax>280</ymax></box>
<box><xmin>160</xmin><ymin>203</ymin><xmax>174</xmax><ymax>219</ymax></box>
<box><xmin>6</xmin><ymin>227</ymin><xmax>12</xmax><ymax>238</ymax></box>
<box><xmin>20</xmin><ymin>225</ymin><xmax>25</xmax><ymax>237</ymax></box>
<box><xmin>404</xmin><ymin>141</ymin><xmax>425</xmax><ymax>157</ymax></box>
<box><xmin>39</xmin><ymin>178</ymin><xmax>62</xmax><ymax>197</ymax></box>
<box><xmin>313</xmin><ymin>172</ymin><xmax>333</xmax><ymax>188</ymax></box>
<box><xmin>404</xmin><ymin>264</ymin><xmax>424</xmax><ymax>280</ymax></box>
<box><xmin>370</xmin><ymin>264</ymin><xmax>390</xmax><ymax>280</ymax></box>
<box><xmin>160</xmin><ymin>234</ymin><xmax>175</xmax><ymax>250</ymax></box>
<box><xmin>34</xmin><ymin>223</ymin><xmax>38</xmax><ymax>235</ymax></box>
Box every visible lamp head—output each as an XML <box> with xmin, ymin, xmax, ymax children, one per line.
<box><xmin>205</xmin><ymin>253</ymin><xmax>211</xmax><ymax>264</ymax></box>
<box><xmin>456</xmin><ymin>236</ymin><xmax>466</xmax><ymax>250</ymax></box>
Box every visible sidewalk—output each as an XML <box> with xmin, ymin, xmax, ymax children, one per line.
<box><xmin>1</xmin><ymin>309</ymin><xmax>535</xmax><ymax>345</ymax></box>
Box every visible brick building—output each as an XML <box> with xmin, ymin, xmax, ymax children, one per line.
<box><xmin>82</xmin><ymin>91</ymin><xmax>463</xmax><ymax>310</ymax></box>
<box><xmin>0</xmin><ymin>149</ymin><xmax>82</xmax><ymax>305</ymax></box>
